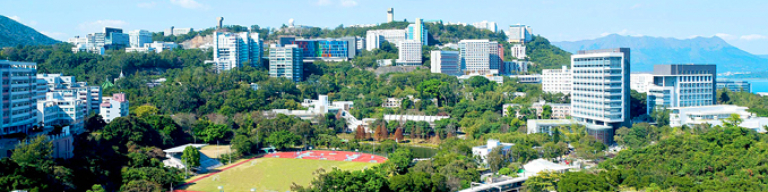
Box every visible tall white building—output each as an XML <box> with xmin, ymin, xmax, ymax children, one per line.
<box><xmin>542</xmin><ymin>66</ymin><xmax>572</xmax><ymax>95</ymax></box>
<box><xmin>100</xmin><ymin>93</ymin><xmax>129</xmax><ymax>123</ymax></box>
<box><xmin>472</xmin><ymin>20</ymin><xmax>498</xmax><ymax>33</ymax></box>
<box><xmin>430</xmin><ymin>50</ymin><xmax>461</xmax><ymax>75</ymax></box>
<box><xmin>406</xmin><ymin>18</ymin><xmax>428</xmax><ymax>46</ymax></box>
<box><xmin>646</xmin><ymin>64</ymin><xmax>716</xmax><ymax>114</ymax></box>
<box><xmin>37</xmin><ymin>92</ymin><xmax>88</xmax><ymax>131</ymax></box>
<box><xmin>458</xmin><ymin>39</ymin><xmax>500</xmax><ymax>75</ymax></box>
<box><xmin>37</xmin><ymin>74</ymin><xmax>102</xmax><ymax>115</ymax></box>
<box><xmin>0</xmin><ymin>60</ymin><xmax>38</xmax><ymax>136</ymax></box>
<box><xmin>269</xmin><ymin>44</ymin><xmax>303</xmax><ymax>82</ymax></box>
<box><xmin>128</xmin><ymin>30</ymin><xmax>153</xmax><ymax>48</ymax></box>
<box><xmin>511</xmin><ymin>44</ymin><xmax>526</xmax><ymax>59</ymax></box>
<box><xmin>396</xmin><ymin>40</ymin><xmax>422</xmax><ymax>66</ymax></box>
<box><xmin>365</xmin><ymin>29</ymin><xmax>406</xmax><ymax>51</ymax></box>
<box><xmin>629</xmin><ymin>73</ymin><xmax>654</xmax><ymax>93</ymax></box>
<box><xmin>210</xmin><ymin>31</ymin><xmax>262</xmax><ymax>72</ymax></box>
<box><xmin>387</xmin><ymin>8</ymin><xmax>394</xmax><ymax>23</ymax></box>
<box><xmin>508</xmin><ymin>25</ymin><xmax>533</xmax><ymax>43</ymax></box>
<box><xmin>570</xmin><ymin>48</ymin><xmax>630</xmax><ymax>144</ymax></box>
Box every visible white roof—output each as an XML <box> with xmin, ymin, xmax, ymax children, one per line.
<box><xmin>523</xmin><ymin>158</ymin><xmax>573</xmax><ymax>176</ymax></box>
<box><xmin>163</xmin><ymin>144</ymin><xmax>207</xmax><ymax>153</ymax></box>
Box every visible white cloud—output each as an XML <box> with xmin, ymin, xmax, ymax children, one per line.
<box><xmin>316</xmin><ymin>0</ymin><xmax>332</xmax><ymax>6</ymax></box>
<box><xmin>9</xmin><ymin>15</ymin><xmax>21</xmax><ymax>22</ymax></box>
<box><xmin>169</xmin><ymin>0</ymin><xmax>207</xmax><ymax>9</ymax></box>
<box><xmin>715</xmin><ymin>33</ymin><xmax>736</xmax><ymax>40</ymax></box>
<box><xmin>137</xmin><ymin>1</ymin><xmax>157</xmax><ymax>8</ymax></box>
<box><xmin>340</xmin><ymin>0</ymin><xmax>358</xmax><ymax>7</ymax></box>
<box><xmin>740</xmin><ymin>34</ymin><xmax>768</xmax><ymax>41</ymax></box>
<box><xmin>78</xmin><ymin>20</ymin><xmax>129</xmax><ymax>32</ymax></box>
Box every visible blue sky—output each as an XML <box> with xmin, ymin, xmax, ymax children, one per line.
<box><xmin>2</xmin><ymin>0</ymin><xmax>768</xmax><ymax>54</ymax></box>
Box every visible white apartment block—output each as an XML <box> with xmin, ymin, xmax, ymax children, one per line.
<box><xmin>430</xmin><ymin>50</ymin><xmax>461</xmax><ymax>75</ymax></box>
<box><xmin>0</xmin><ymin>60</ymin><xmax>38</xmax><ymax>136</ymax></box>
<box><xmin>542</xmin><ymin>66</ymin><xmax>572</xmax><ymax>95</ymax></box>
<box><xmin>472</xmin><ymin>20</ymin><xmax>498</xmax><ymax>32</ymax></box>
<box><xmin>37</xmin><ymin>92</ymin><xmax>88</xmax><ymax>131</ymax></box>
<box><xmin>100</xmin><ymin>93</ymin><xmax>129</xmax><ymax>123</ymax></box>
<box><xmin>406</xmin><ymin>18</ymin><xmax>428</xmax><ymax>46</ymax></box>
<box><xmin>508</xmin><ymin>25</ymin><xmax>533</xmax><ymax>43</ymax></box>
<box><xmin>365</xmin><ymin>29</ymin><xmax>406</xmax><ymax>51</ymax></box>
<box><xmin>128</xmin><ymin>30</ymin><xmax>153</xmax><ymax>48</ymax></box>
<box><xmin>511</xmin><ymin>44</ymin><xmax>526</xmax><ymax>59</ymax></box>
<box><xmin>458</xmin><ymin>39</ymin><xmax>500</xmax><ymax>75</ymax></box>
<box><xmin>37</xmin><ymin>74</ymin><xmax>102</xmax><ymax>114</ymax></box>
<box><xmin>210</xmin><ymin>31</ymin><xmax>262</xmax><ymax>73</ymax></box>
<box><xmin>396</xmin><ymin>40</ymin><xmax>423</xmax><ymax>66</ymax></box>
<box><xmin>646</xmin><ymin>64</ymin><xmax>716</xmax><ymax>114</ymax></box>
<box><xmin>571</xmin><ymin>48</ymin><xmax>631</xmax><ymax>144</ymax></box>
<box><xmin>629</xmin><ymin>73</ymin><xmax>654</xmax><ymax>93</ymax></box>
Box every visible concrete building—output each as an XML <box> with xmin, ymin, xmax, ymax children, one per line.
<box><xmin>542</xmin><ymin>66</ymin><xmax>572</xmax><ymax>95</ymax></box>
<box><xmin>37</xmin><ymin>92</ymin><xmax>88</xmax><ymax>130</ymax></box>
<box><xmin>99</xmin><ymin>93</ymin><xmax>129</xmax><ymax>123</ymax></box>
<box><xmin>365</xmin><ymin>29</ymin><xmax>406</xmax><ymax>51</ymax></box>
<box><xmin>472</xmin><ymin>139</ymin><xmax>514</xmax><ymax>165</ymax></box>
<box><xmin>406</xmin><ymin>18</ymin><xmax>428</xmax><ymax>46</ymax></box>
<box><xmin>209</xmin><ymin>31</ymin><xmax>262</xmax><ymax>73</ymax></box>
<box><xmin>527</xmin><ymin>119</ymin><xmax>579</xmax><ymax>135</ymax></box>
<box><xmin>37</xmin><ymin>74</ymin><xmax>102</xmax><ymax>115</ymax></box>
<box><xmin>126</xmin><ymin>41</ymin><xmax>179</xmax><ymax>53</ymax></box>
<box><xmin>509</xmin><ymin>74</ymin><xmax>541</xmax><ymax>84</ymax></box>
<box><xmin>717</xmin><ymin>80</ymin><xmax>751</xmax><ymax>92</ymax></box>
<box><xmin>508</xmin><ymin>25</ymin><xmax>533</xmax><ymax>43</ymax></box>
<box><xmin>502</xmin><ymin>103</ymin><xmax>522</xmax><ymax>118</ymax></box>
<box><xmin>458</xmin><ymin>39</ymin><xmax>501</xmax><ymax>75</ymax></box>
<box><xmin>472</xmin><ymin>20</ymin><xmax>498</xmax><ymax>32</ymax></box>
<box><xmin>164</xmin><ymin>27</ymin><xmax>193</xmax><ymax>36</ymax></box>
<box><xmin>383</xmin><ymin>115</ymin><xmax>449</xmax><ymax>127</ymax></box>
<box><xmin>630</xmin><ymin>73</ymin><xmax>654</xmax><ymax>93</ymax></box>
<box><xmin>0</xmin><ymin>60</ymin><xmax>39</xmax><ymax>136</ymax></box>
<box><xmin>269</xmin><ymin>44</ymin><xmax>303</xmax><ymax>82</ymax></box>
<box><xmin>670</xmin><ymin>105</ymin><xmax>768</xmax><ymax>132</ymax></box>
<box><xmin>570</xmin><ymin>48</ymin><xmax>631</xmax><ymax>144</ymax></box>
<box><xmin>387</xmin><ymin>8</ymin><xmax>394</xmax><ymax>22</ymax></box>
<box><xmin>103</xmin><ymin>27</ymin><xmax>129</xmax><ymax>50</ymax></box>
<box><xmin>430</xmin><ymin>50</ymin><xmax>461</xmax><ymax>75</ymax></box>
<box><xmin>288</xmin><ymin>37</ymin><xmax>357</xmax><ymax>61</ymax></box>
<box><xmin>128</xmin><ymin>30</ymin><xmax>152</xmax><ymax>48</ymax></box>
<box><xmin>396</xmin><ymin>40</ymin><xmax>422</xmax><ymax>66</ymax></box>
<box><xmin>646</xmin><ymin>64</ymin><xmax>716</xmax><ymax>114</ymax></box>
<box><xmin>532</xmin><ymin>100</ymin><xmax>571</xmax><ymax>119</ymax></box>
<box><xmin>511</xmin><ymin>44</ymin><xmax>526</xmax><ymax>59</ymax></box>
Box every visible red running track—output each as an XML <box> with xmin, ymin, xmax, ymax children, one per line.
<box><xmin>173</xmin><ymin>151</ymin><xmax>386</xmax><ymax>192</ymax></box>
<box><xmin>264</xmin><ymin>150</ymin><xmax>388</xmax><ymax>163</ymax></box>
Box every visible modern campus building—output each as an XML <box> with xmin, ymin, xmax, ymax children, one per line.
<box><xmin>472</xmin><ymin>20</ymin><xmax>498</xmax><ymax>32</ymax></box>
<box><xmin>629</xmin><ymin>73</ymin><xmax>654</xmax><ymax>93</ymax></box>
<box><xmin>288</xmin><ymin>37</ymin><xmax>357</xmax><ymax>61</ymax></box>
<box><xmin>531</xmin><ymin>100</ymin><xmax>571</xmax><ymax>119</ymax></box>
<box><xmin>542</xmin><ymin>66</ymin><xmax>572</xmax><ymax>95</ymax></box>
<box><xmin>508</xmin><ymin>25</ymin><xmax>533</xmax><ymax>43</ymax></box>
<box><xmin>458</xmin><ymin>39</ymin><xmax>501</xmax><ymax>75</ymax></box>
<box><xmin>208</xmin><ymin>31</ymin><xmax>262</xmax><ymax>73</ymax></box>
<box><xmin>269</xmin><ymin>44</ymin><xmax>303</xmax><ymax>82</ymax></box>
<box><xmin>716</xmin><ymin>80</ymin><xmax>751</xmax><ymax>92</ymax></box>
<box><xmin>99</xmin><ymin>93</ymin><xmax>129</xmax><ymax>123</ymax></box>
<box><xmin>509</xmin><ymin>74</ymin><xmax>542</xmax><ymax>84</ymax></box>
<box><xmin>365</xmin><ymin>29</ymin><xmax>406</xmax><ymax>51</ymax></box>
<box><xmin>570</xmin><ymin>48</ymin><xmax>631</xmax><ymax>144</ymax></box>
<box><xmin>128</xmin><ymin>30</ymin><xmax>152</xmax><ymax>48</ymax></box>
<box><xmin>396</xmin><ymin>40</ymin><xmax>423</xmax><ymax>66</ymax></box>
<box><xmin>646</xmin><ymin>64</ymin><xmax>716</xmax><ymax>114</ymax></box>
<box><xmin>670</xmin><ymin>105</ymin><xmax>768</xmax><ymax>132</ymax></box>
<box><xmin>164</xmin><ymin>26</ymin><xmax>193</xmax><ymax>36</ymax></box>
<box><xmin>501</xmin><ymin>60</ymin><xmax>528</xmax><ymax>75</ymax></box>
<box><xmin>472</xmin><ymin>139</ymin><xmax>514</xmax><ymax>165</ymax></box>
<box><xmin>511</xmin><ymin>44</ymin><xmax>526</xmax><ymax>59</ymax></box>
<box><xmin>36</xmin><ymin>92</ymin><xmax>88</xmax><ymax>131</ymax></box>
<box><xmin>102</xmin><ymin>27</ymin><xmax>129</xmax><ymax>50</ymax></box>
<box><xmin>526</xmin><ymin>119</ymin><xmax>579</xmax><ymax>135</ymax></box>
<box><xmin>0</xmin><ymin>60</ymin><xmax>39</xmax><ymax>136</ymax></box>
<box><xmin>126</xmin><ymin>41</ymin><xmax>179</xmax><ymax>53</ymax></box>
<box><xmin>430</xmin><ymin>50</ymin><xmax>461</xmax><ymax>75</ymax></box>
<box><xmin>406</xmin><ymin>18</ymin><xmax>428</xmax><ymax>46</ymax></box>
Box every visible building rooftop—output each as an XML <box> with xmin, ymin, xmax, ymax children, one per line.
<box><xmin>523</xmin><ymin>158</ymin><xmax>573</xmax><ymax>176</ymax></box>
<box><xmin>163</xmin><ymin>144</ymin><xmax>207</xmax><ymax>154</ymax></box>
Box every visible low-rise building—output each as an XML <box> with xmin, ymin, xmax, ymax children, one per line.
<box><xmin>669</xmin><ymin>105</ymin><xmax>768</xmax><ymax>132</ymax></box>
<box><xmin>472</xmin><ymin>139</ymin><xmax>514</xmax><ymax>165</ymax></box>
<box><xmin>717</xmin><ymin>80</ymin><xmax>751</xmax><ymax>92</ymax></box>
<box><xmin>383</xmin><ymin>115</ymin><xmax>449</xmax><ymax>127</ymax></box>
<box><xmin>509</xmin><ymin>74</ymin><xmax>541</xmax><ymax>84</ymax></box>
<box><xmin>532</xmin><ymin>100</ymin><xmax>571</xmax><ymax>119</ymax></box>
<box><xmin>526</xmin><ymin>119</ymin><xmax>578</xmax><ymax>135</ymax></box>
<box><xmin>100</xmin><ymin>93</ymin><xmax>129</xmax><ymax>123</ymax></box>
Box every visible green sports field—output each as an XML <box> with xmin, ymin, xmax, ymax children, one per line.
<box><xmin>182</xmin><ymin>158</ymin><xmax>376</xmax><ymax>192</ymax></box>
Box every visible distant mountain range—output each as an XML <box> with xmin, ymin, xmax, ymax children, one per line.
<box><xmin>553</xmin><ymin>34</ymin><xmax>768</xmax><ymax>73</ymax></box>
<box><xmin>0</xmin><ymin>15</ymin><xmax>59</xmax><ymax>47</ymax></box>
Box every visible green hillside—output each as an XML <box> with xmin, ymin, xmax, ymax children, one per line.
<box><xmin>0</xmin><ymin>15</ymin><xmax>59</xmax><ymax>47</ymax></box>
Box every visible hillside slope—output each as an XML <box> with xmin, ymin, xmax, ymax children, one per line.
<box><xmin>553</xmin><ymin>34</ymin><xmax>768</xmax><ymax>72</ymax></box>
<box><xmin>0</xmin><ymin>15</ymin><xmax>59</xmax><ymax>47</ymax></box>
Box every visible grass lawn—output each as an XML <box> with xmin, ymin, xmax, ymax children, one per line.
<box><xmin>183</xmin><ymin>158</ymin><xmax>376</xmax><ymax>192</ymax></box>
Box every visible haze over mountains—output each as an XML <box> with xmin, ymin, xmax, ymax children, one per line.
<box><xmin>553</xmin><ymin>34</ymin><xmax>768</xmax><ymax>73</ymax></box>
<box><xmin>0</xmin><ymin>15</ymin><xmax>59</xmax><ymax>48</ymax></box>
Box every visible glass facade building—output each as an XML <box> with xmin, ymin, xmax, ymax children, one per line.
<box><xmin>646</xmin><ymin>64</ymin><xmax>716</xmax><ymax>114</ymax></box>
<box><xmin>269</xmin><ymin>45</ymin><xmax>304</xmax><ymax>82</ymax></box>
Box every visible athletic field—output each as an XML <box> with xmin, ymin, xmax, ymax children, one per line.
<box><xmin>181</xmin><ymin>151</ymin><xmax>384</xmax><ymax>192</ymax></box>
